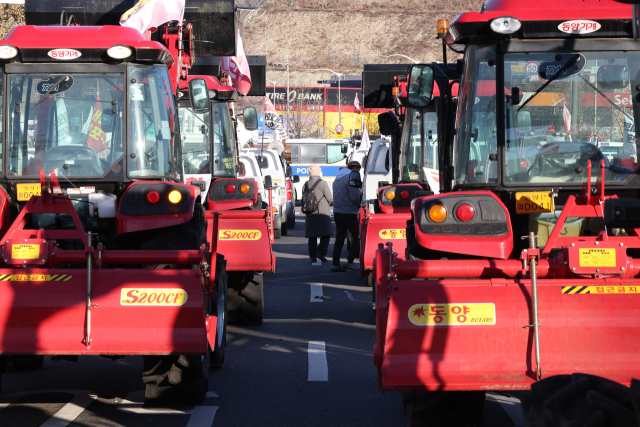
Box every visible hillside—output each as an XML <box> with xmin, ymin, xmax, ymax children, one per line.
<box><xmin>0</xmin><ymin>0</ymin><xmax>480</xmax><ymax>86</ymax></box>
<box><xmin>242</xmin><ymin>0</ymin><xmax>479</xmax><ymax>86</ymax></box>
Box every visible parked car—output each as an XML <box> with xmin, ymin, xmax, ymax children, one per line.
<box><xmin>242</xmin><ymin>148</ymin><xmax>288</xmax><ymax>238</ymax></box>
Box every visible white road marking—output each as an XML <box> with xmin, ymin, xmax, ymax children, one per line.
<box><xmin>344</xmin><ymin>290</ymin><xmax>370</xmax><ymax>303</ymax></box>
<box><xmin>41</xmin><ymin>392</ymin><xmax>97</xmax><ymax>427</ymax></box>
<box><xmin>486</xmin><ymin>392</ymin><xmax>523</xmax><ymax>426</ymax></box>
<box><xmin>0</xmin><ymin>390</ymin><xmax>97</xmax><ymax>427</ymax></box>
<box><xmin>310</xmin><ymin>284</ymin><xmax>323</xmax><ymax>302</ymax></box>
<box><xmin>308</xmin><ymin>341</ymin><xmax>328</xmax><ymax>381</ymax></box>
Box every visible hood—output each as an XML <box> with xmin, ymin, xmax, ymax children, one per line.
<box><xmin>336</xmin><ymin>167</ymin><xmax>351</xmax><ymax>180</ymax></box>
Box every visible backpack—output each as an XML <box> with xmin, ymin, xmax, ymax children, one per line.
<box><xmin>301</xmin><ymin>180</ymin><xmax>322</xmax><ymax>214</ymax></box>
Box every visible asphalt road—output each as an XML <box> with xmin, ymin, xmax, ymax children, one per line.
<box><xmin>0</xmin><ymin>208</ymin><xmax>524</xmax><ymax>427</ymax></box>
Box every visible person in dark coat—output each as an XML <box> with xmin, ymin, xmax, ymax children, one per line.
<box><xmin>304</xmin><ymin>164</ymin><xmax>333</xmax><ymax>263</ymax></box>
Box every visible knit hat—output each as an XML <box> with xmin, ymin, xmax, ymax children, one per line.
<box><xmin>308</xmin><ymin>164</ymin><xmax>322</xmax><ymax>177</ymax></box>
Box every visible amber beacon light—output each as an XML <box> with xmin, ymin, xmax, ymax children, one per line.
<box><xmin>437</xmin><ymin>19</ymin><xmax>450</xmax><ymax>39</ymax></box>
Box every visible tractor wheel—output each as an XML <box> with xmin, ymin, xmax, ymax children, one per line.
<box><xmin>404</xmin><ymin>391</ymin><xmax>485</xmax><ymax>427</ymax></box>
<box><xmin>211</xmin><ymin>255</ymin><xmax>227</xmax><ymax>370</ymax></box>
<box><xmin>521</xmin><ymin>374</ymin><xmax>640</xmax><ymax>427</ymax></box>
<box><xmin>366</xmin><ymin>271</ymin><xmax>374</xmax><ymax>288</ymax></box>
<box><xmin>143</xmin><ymin>352</ymin><xmax>210</xmax><ymax>403</ymax></box>
<box><xmin>227</xmin><ymin>271</ymin><xmax>264</xmax><ymax>325</ymax></box>
<box><xmin>281</xmin><ymin>218</ymin><xmax>288</xmax><ymax>236</ymax></box>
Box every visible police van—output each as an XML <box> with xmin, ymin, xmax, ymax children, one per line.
<box><xmin>284</xmin><ymin>138</ymin><xmax>350</xmax><ymax>200</ymax></box>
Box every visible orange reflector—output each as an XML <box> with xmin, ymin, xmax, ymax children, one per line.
<box><xmin>240</xmin><ymin>184</ymin><xmax>251</xmax><ymax>194</ymax></box>
<box><xmin>272</xmin><ymin>207</ymin><xmax>277</xmax><ymax>212</ymax></box>
<box><xmin>168</xmin><ymin>190</ymin><xmax>182</xmax><ymax>204</ymax></box>
<box><xmin>386</xmin><ymin>190</ymin><xmax>396</xmax><ymax>200</ymax></box>
<box><xmin>438</xmin><ymin>19</ymin><xmax>450</xmax><ymax>34</ymax></box>
<box><xmin>428</xmin><ymin>204</ymin><xmax>447</xmax><ymax>222</ymax></box>
<box><xmin>392</xmin><ymin>87</ymin><xmax>400</xmax><ymax>96</ymax></box>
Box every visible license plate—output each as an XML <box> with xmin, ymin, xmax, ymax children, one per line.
<box><xmin>515</xmin><ymin>191</ymin><xmax>554</xmax><ymax>214</ymax></box>
<box><xmin>16</xmin><ymin>183</ymin><xmax>42</xmax><ymax>202</ymax></box>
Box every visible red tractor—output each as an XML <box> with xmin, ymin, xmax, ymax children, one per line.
<box><xmin>179</xmin><ymin>71</ymin><xmax>274</xmax><ymax>334</ymax></box>
<box><xmin>359</xmin><ymin>64</ymin><xmax>459</xmax><ymax>293</ymax></box>
<box><xmin>374</xmin><ymin>0</ymin><xmax>640</xmax><ymax>424</ymax></box>
<box><xmin>0</xmin><ymin>0</ymin><xmax>237</xmax><ymax>402</ymax></box>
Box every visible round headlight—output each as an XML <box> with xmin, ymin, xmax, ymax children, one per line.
<box><xmin>107</xmin><ymin>45</ymin><xmax>132</xmax><ymax>60</ymax></box>
<box><xmin>490</xmin><ymin>17</ymin><xmax>521</xmax><ymax>35</ymax></box>
<box><xmin>0</xmin><ymin>45</ymin><xmax>18</xmax><ymax>60</ymax></box>
<box><xmin>209</xmin><ymin>89</ymin><xmax>218</xmax><ymax>99</ymax></box>
<box><xmin>168</xmin><ymin>190</ymin><xmax>182</xmax><ymax>204</ymax></box>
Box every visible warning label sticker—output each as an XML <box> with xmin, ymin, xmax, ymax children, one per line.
<box><xmin>562</xmin><ymin>286</ymin><xmax>640</xmax><ymax>294</ymax></box>
<box><xmin>408</xmin><ymin>303</ymin><xmax>496</xmax><ymax>326</ymax></box>
<box><xmin>12</xmin><ymin>244</ymin><xmax>40</xmax><ymax>260</ymax></box>
<box><xmin>579</xmin><ymin>248</ymin><xmax>616</xmax><ymax>267</ymax></box>
<box><xmin>0</xmin><ymin>274</ymin><xmax>71</xmax><ymax>282</ymax></box>
<box><xmin>378</xmin><ymin>229</ymin><xmax>406</xmax><ymax>239</ymax></box>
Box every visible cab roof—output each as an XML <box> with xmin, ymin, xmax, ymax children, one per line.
<box><xmin>1</xmin><ymin>25</ymin><xmax>173</xmax><ymax>66</ymax></box>
<box><xmin>446</xmin><ymin>0</ymin><xmax>632</xmax><ymax>50</ymax></box>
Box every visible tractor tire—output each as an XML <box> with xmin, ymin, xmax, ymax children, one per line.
<box><xmin>211</xmin><ymin>254</ymin><xmax>227</xmax><ymax>370</ymax></box>
<box><xmin>366</xmin><ymin>271</ymin><xmax>374</xmax><ymax>288</ymax></box>
<box><xmin>227</xmin><ymin>271</ymin><xmax>264</xmax><ymax>325</ymax></box>
<box><xmin>142</xmin><ymin>352</ymin><xmax>209</xmax><ymax>403</ymax></box>
<box><xmin>142</xmin><ymin>207</ymin><xmax>210</xmax><ymax>403</ymax></box>
<box><xmin>281</xmin><ymin>218</ymin><xmax>288</xmax><ymax>236</ymax></box>
<box><xmin>521</xmin><ymin>373</ymin><xmax>640</xmax><ymax>427</ymax></box>
<box><xmin>404</xmin><ymin>390</ymin><xmax>485</xmax><ymax>427</ymax></box>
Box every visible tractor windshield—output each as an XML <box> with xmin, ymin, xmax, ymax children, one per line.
<box><xmin>400</xmin><ymin>107</ymin><xmax>439</xmax><ymax>182</ymax></box>
<box><xmin>128</xmin><ymin>65</ymin><xmax>180</xmax><ymax>180</ymax></box>
<box><xmin>8</xmin><ymin>73</ymin><xmax>125</xmax><ymax>177</ymax></box>
<box><xmin>455</xmin><ymin>44</ymin><xmax>640</xmax><ymax>186</ymax></box>
<box><xmin>181</xmin><ymin>101</ymin><xmax>236</xmax><ymax>177</ymax></box>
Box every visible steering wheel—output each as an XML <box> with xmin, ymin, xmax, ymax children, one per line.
<box><xmin>43</xmin><ymin>145</ymin><xmax>103</xmax><ymax>176</ymax></box>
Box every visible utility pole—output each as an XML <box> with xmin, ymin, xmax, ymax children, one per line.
<box><xmin>286</xmin><ymin>52</ymin><xmax>290</xmax><ymax>134</ymax></box>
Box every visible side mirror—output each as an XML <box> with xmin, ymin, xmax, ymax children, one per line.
<box><xmin>341</xmin><ymin>145</ymin><xmax>348</xmax><ymax>154</ymax></box>
<box><xmin>292</xmin><ymin>175</ymin><xmax>300</xmax><ymax>183</ymax></box>
<box><xmin>597</xmin><ymin>65</ymin><xmax>629</xmax><ymax>90</ymax></box>
<box><xmin>264</xmin><ymin>175</ymin><xmax>273</xmax><ymax>189</ymax></box>
<box><xmin>286</xmin><ymin>164</ymin><xmax>293</xmax><ymax>177</ymax></box>
<box><xmin>406</xmin><ymin>64</ymin><xmax>434</xmax><ymax>108</ymax></box>
<box><xmin>517</xmin><ymin>111</ymin><xmax>531</xmax><ymax>134</ymax></box>
<box><xmin>243</xmin><ymin>107</ymin><xmax>258</xmax><ymax>131</ymax></box>
<box><xmin>348</xmin><ymin>170</ymin><xmax>362</xmax><ymax>188</ymax></box>
<box><xmin>238</xmin><ymin>163</ymin><xmax>246</xmax><ymax>177</ymax></box>
<box><xmin>188</xmin><ymin>78</ymin><xmax>210</xmax><ymax>114</ymax></box>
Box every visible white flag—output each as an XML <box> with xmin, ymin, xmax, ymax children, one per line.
<box><xmin>120</xmin><ymin>0</ymin><xmax>185</xmax><ymax>34</ymax></box>
<box><xmin>263</xmin><ymin>96</ymin><xmax>287</xmax><ymax>153</ymax></box>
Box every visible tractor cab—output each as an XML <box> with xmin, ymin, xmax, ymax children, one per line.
<box><xmin>407</xmin><ymin>0</ymin><xmax>640</xmax><ymax>250</ymax></box>
<box><xmin>180</xmin><ymin>75</ymin><xmax>261</xmax><ymax>210</ymax></box>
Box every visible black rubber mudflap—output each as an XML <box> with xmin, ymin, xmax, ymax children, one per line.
<box><xmin>522</xmin><ymin>373</ymin><xmax>640</xmax><ymax>427</ymax></box>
